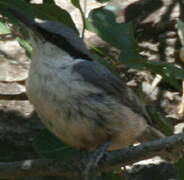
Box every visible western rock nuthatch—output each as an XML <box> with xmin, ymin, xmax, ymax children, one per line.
<box><xmin>9</xmin><ymin>9</ymin><xmax>166</xmax><ymax>178</ymax></box>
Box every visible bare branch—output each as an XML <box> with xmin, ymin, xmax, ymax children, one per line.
<box><xmin>0</xmin><ymin>132</ymin><xmax>184</xmax><ymax>179</ymax></box>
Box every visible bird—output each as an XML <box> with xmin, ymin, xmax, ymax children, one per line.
<box><xmin>9</xmin><ymin>9</ymin><xmax>166</xmax><ymax>179</ymax></box>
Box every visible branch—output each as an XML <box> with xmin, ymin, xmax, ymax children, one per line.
<box><xmin>0</xmin><ymin>132</ymin><xmax>184</xmax><ymax>179</ymax></box>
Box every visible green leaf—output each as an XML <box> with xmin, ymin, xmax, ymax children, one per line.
<box><xmin>87</xmin><ymin>6</ymin><xmax>137</xmax><ymax>51</ymax></box>
<box><xmin>90</xmin><ymin>46</ymin><xmax>119</xmax><ymax>75</ymax></box>
<box><xmin>0</xmin><ymin>20</ymin><xmax>10</xmax><ymax>34</ymax></box>
<box><xmin>119</xmin><ymin>50</ymin><xmax>144</xmax><ymax>69</ymax></box>
<box><xmin>16</xmin><ymin>37</ymin><xmax>32</xmax><ymax>58</ymax></box>
<box><xmin>126</xmin><ymin>58</ymin><xmax>183</xmax><ymax>89</ymax></box>
<box><xmin>0</xmin><ymin>0</ymin><xmax>33</xmax><ymax>28</ymax></box>
<box><xmin>119</xmin><ymin>52</ymin><xmax>184</xmax><ymax>89</ymax></box>
<box><xmin>100</xmin><ymin>171</ymin><xmax>122</xmax><ymax>180</ymax></box>
<box><xmin>43</xmin><ymin>0</ymin><xmax>55</xmax><ymax>4</ymax></box>
<box><xmin>71</xmin><ymin>0</ymin><xmax>81</xmax><ymax>8</ymax></box>
<box><xmin>147</xmin><ymin>107</ymin><xmax>173</xmax><ymax>136</ymax></box>
<box><xmin>31</xmin><ymin>3</ymin><xmax>78</xmax><ymax>32</ymax></box>
<box><xmin>87</xmin><ymin>6</ymin><xmax>184</xmax><ymax>89</ymax></box>
<box><xmin>0</xmin><ymin>0</ymin><xmax>77</xmax><ymax>32</ymax></box>
<box><xmin>175</xmin><ymin>157</ymin><xmax>184</xmax><ymax>180</ymax></box>
<box><xmin>0</xmin><ymin>0</ymin><xmax>33</xmax><ymax>17</ymax></box>
<box><xmin>32</xmin><ymin>129</ymin><xmax>84</xmax><ymax>160</ymax></box>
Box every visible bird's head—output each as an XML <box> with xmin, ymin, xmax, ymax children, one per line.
<box><xmin>7</xmin><ymin>9</ymin><xmax>92</xmax><ymax>60</ymax></box>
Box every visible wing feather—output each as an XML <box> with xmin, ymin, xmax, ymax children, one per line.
<box><xmin>73</xmin><ymin>60</ymin><xmax>151</xmax><ymax>123</ymax></box>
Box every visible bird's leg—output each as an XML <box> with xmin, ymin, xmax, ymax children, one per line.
<box><xmin>82</xmin><ymin>142</ymin><xmax>111</xmax><ymax>180</ymax></box>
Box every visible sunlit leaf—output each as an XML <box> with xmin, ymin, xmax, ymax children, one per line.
<box><xmin>0</xmin><ymin>21</ymin><xmax>10</xmax><ymax>34</ymax></box>
<box><xmin>16</xmin><ymin>37</ymin><xmax>32</xmax><ymax>58</ymax></box>
<box><xmin>177</xmin><ymin>19</ymin><xmax>184</xmax><ymax>46</ymax></box>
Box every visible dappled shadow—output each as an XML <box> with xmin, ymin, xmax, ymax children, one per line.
<box><xmin>128</xmin><ymin>162</ymin><xmax>177</xmax><ymax>180</ymax></box>
<box><xmin>124</xmin><ymin>0</ymin><xmax>181</xmax><ymax>63</ymax></box>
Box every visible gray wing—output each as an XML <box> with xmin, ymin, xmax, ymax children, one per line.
<box><xmin>73</xmin><ymin>60</ymin><xmax>151</xmax><ymax>123</ymax></box>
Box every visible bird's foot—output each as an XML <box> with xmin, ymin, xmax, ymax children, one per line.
<box><xmin>80</xmin><ymin>142</ymin><xmax>111</xmax><ymax>180</ymax></box>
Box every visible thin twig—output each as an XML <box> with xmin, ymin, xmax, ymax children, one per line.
<box><xmin>80</xmin><ymin>0</ymin><xmax>87</xmax><ymax>39</ymax></box>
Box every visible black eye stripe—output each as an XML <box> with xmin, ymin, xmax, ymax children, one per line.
<box><xmin>37</xmin><ymin>26</ymin><xmax>93</xmax><ymax>61</ymax></box>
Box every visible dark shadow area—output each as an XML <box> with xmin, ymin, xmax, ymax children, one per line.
<box><xmin>0</xmin><ymin>108</ymin><xmax>74</xmax><ymax>180</ymax></box>
<box><xmin>0</xmin><ymin>109</ymin><xmax>42</xmax><ymax>161</ymax></box>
